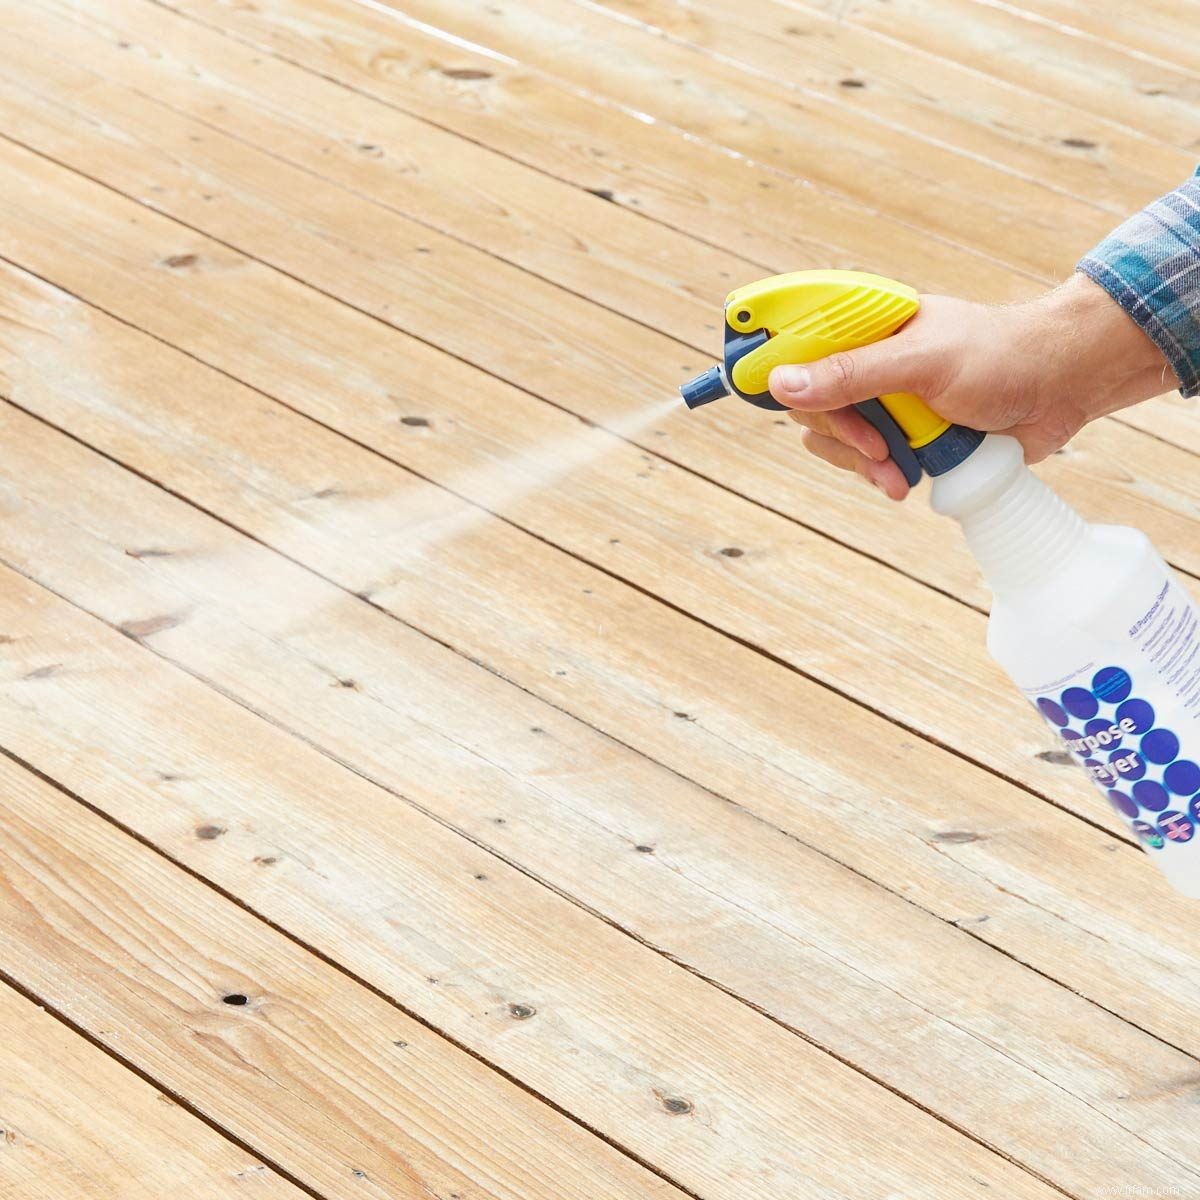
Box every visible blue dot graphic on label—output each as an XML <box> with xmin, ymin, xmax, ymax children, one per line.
<box><xmin>1108</xmin><ymin>749</ymin><xmax>1145</xmax><ymax>782</ymax></box>
<box><xmin>1037</xmin><ymin>697</ymin><xmax>1068</xmax><ymax>727</ymax></box>
<box><xmin>1140</xmin><ymin>728</ymin><xmax>1180</xmax><ymax>766</ymax></box>
<box><xmin>1158</xmin><ymin>810</ymin><xmax>1195</xmax><ymax>843</ymax></box>
<box><xmin>1092</xmin><ymin>666</ymin><xmax>1132</xmax><ymax>704</ymax></box>
<box><xmin>1062</xmin><ymin>687</ymin><xmax>1099</xmax><ymax>721</ymax></box>
<box><xmin>1132</xmin><ymin>819</ymin><xmax>1166</xmax><ymax>849</ymax></box>
<box><xmin>1116</xmin><ymin>698</ymin><xmax>1155</xmax><ymax>736</ymax></box>
<box><xmin>1133</xmin><ymin>779</ymin><xmax>1169</xmax><ymax>812</ymax></box>
<box><xmin>1033</xmin><ymin>665</ymin><xmax>1197</xmax><ymax>833</ymax></box>
<box><xmin>1085</xmin><ymin>717</ymin><xmax>1122</xmax><ymax>749</ymax></box>
<box><xmin>1107</xmin><ymin>789</ymin><xmax>1138</xmax><ymax>819</ymax></box>
<box><xmin>1061</xmin><ymin>728</ymin><xmax>1089</xmax><ymax>759</ymax></box>
<box><xmin>1165</xmin><ymin>759</ymin><xmax>1200</xmax><ymax>796</ymax></box>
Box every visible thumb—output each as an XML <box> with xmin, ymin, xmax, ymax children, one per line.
<box><xmin>768</xmin><ymin>339</ymin><xmax>925</xmax><ymax>412</ymax></box>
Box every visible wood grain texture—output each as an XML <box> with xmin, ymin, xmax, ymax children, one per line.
<box><xmin>4</xmin><ymin>0</ymin><xmax>1200</xmax><ymax>1194</ymax></box>
<box><xmin>1</xmin><ymin>262</ymin><xmax>1199</xmax><ymax>1193</ymax></box>
<box><xmin>0</xmin><ymin>753</ymin><xmax>695</xmax><ymax>1200</ymax></box>
<box><xmin>580</xmin><ymin>0</ymin><xmax>1189</xmax><ymax>213</ymax></box>
<box><xmin>147</xmin><ymin>0</ymin><xmax>1044</xmax><ymax>295</ymax></box>
<box><xmin>363</xmin><ymin>0</ymin><xmax>1116</xmax><ymax>277</ymax></box>
<box><xmin>134</xmin><ymin>0</ymin><xmax>1200</xmax><ymax>460</ymax></box>
<box><xmin>6</xmin><ymin>0</ymin><xmax>1195</xmax><ymax>621</ymax></box>
<box><xmin>4</xmin><ymin>113</ymin><xmax>1200</xmax><ymax>817</ymax></box>
<box><xmin>793</xmin><ymin>0</ymin><xmax>1200</xmax><ymax>150</ymax></box>
<box><xmin>0</xmin><ymin>983</ymin><xmax>304</xmax><ymax>1200</ymax></box>
<box><xmin>0</xmin><ymin>544</ymin><xmax>1063</xmax><ymax>1199</ymax></box>
<box><xmin>971</xmin><ymin>0</ymin><xmax>1200</xmax><ymax>77</ymax></box>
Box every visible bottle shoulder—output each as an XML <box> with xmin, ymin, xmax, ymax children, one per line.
<box><xmin>986</xmin><ymin>524</ymin><xmax>1160</xmax><ymax>664</ymax></box>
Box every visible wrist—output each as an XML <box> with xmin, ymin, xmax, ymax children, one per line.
<box><xmin>1034</xmin><ymin>272</ymin><xmax>1172</xmax><ymax>425</ymax></box>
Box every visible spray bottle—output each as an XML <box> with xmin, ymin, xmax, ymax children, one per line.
<box><xmin>682</xmin><ymin>269</ymin><xmax>1200</xmax><ymax>895</ymax></box>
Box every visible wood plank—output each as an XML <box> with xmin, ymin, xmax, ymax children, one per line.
<box><xmin>3</xmin><ymin>114</ymin><xmax>1200</xmax><ymax>812</ymax></box>
<box><xmin>790</xmin><ymin>0</ymin><xmax>1200</xmax><ymax>150</ymax></box>
<box><xmin>11</xmin><ymin>0</ymin><xmax>1197</xmax><ymax>620</ymax></box>
<box><xmin>144</xmin><ymin>0</ymin><xmax>1042</xmax><ymax>295</ymax></box>
<box><xmin>4</xmin><ymin>0</ymin><xmax>1195</xmax><ymax>1190</ymax></box>
<box><xmin>0</xmin><ymin>751</ymin><xmax>691</xmax><ymax>1200</ymax></box>
<box><xmin>579</xmin><ymin>0</ymin><xmax>1191</xmax><ymax>213</ymax></box>
<box><xmin>1122</xmin><ymin>394</ymin><xmax>1200</xmax><ymax>458</ymax></box>
<box><xmin>7</xmin><ymin>258</ymin><xmax>1200</xmax><ymax>1195</ymax></box>
<box><xmin>0</xmin><ymin>553</ymin><xmax>1057</xmax><ymax>1200</ymax></box>
<box><xmin>986</xmin><ymin>0</ymin><xmax>1200</xmax><ymax>76</ymax></box>
<box><xmin>2</xmin><ymin>0</ymin><xmax>736</xmax><ymax>373</ymax></box>
<box><xmin>2</xmin><ymin>281</ymin><xmax>1200</xmax><ymax>1199</ymax></box>
<box><xmin>116</xmin><ymin>0</ymin><xmax>1200</xmax><ymax>465</ymax></box>
<box><xmin>319</xmin><ymin>0</ymin><xmax>1116</xmax><ymax>278</ymax></box>
<box><xmin>21</xmin><ymin>0</ymin><xmax>1041</xmax><ymax>305</ymax></box>
<box><xmin>0</xmin><ymin>982</ymin><xmax>307</xmax><ymax>1200</ymax></box>
<box><xmin>7</xmin><ymin>0</ymin><xmax>1200</xmax><ymax>1056</ymax></box>
<box><xmin>0</xmin><ymin>0</ymin><xmax>1009</xmax><ymax>616</ymax></box>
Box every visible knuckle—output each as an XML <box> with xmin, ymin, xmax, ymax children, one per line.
<box><xmin>824</xmin><ymin>352</ymin><xmax>857</xmax><ymax>390</ymax></box>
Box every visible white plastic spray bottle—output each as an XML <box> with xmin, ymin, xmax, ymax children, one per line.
<box><xmin>681</xmin><ymin>270</ymin><xmax>1200</xmax><ymax>895</ymax></box>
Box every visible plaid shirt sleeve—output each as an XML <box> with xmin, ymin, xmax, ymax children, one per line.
<box><xmin>1076</xmin><ymin>170</ymin><xmax>1200</xmax><ymax>396</ymax></box>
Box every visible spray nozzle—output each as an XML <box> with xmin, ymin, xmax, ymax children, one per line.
<box><xmin>680</xmin><ymin>365</ymin><xmax>729</xmax><ymax>409</ymax></box>
<box><xmin>679</xmin><ymin>269</ymin><xmax>984</xmax><ymax>484</ymax></box>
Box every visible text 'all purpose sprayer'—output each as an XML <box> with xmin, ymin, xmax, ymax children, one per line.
<box><xmin>681</xmin><ymin>269</ymin><xmax>1200</xmax><ymax>896</ymax></box>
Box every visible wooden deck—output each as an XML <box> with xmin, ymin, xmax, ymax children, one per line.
<box><xmin>2</xmin><ymin>1</ymin><xmax>1200</xmax><ymax>1196</ymax></box>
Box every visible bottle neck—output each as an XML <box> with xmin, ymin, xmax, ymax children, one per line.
<box><xmin>930</xmin><ymin>434</ymin><xmax>1088</xmax><ymax>601</ymax></box>
<box><xmin>960</xmin><ymin>467</ymin><xmax>1087</xmax><ymax>597</ymax></box>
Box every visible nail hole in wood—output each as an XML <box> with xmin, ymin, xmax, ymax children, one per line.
<box><xmin>1037</xmin><ymin>750</ymin><xmax>1074</xmax><ymax>766</ymax></box>
<box><xmin>931</xmin><ymin>829</ymin><xmax>983</xmax><ymax>844</ymax></box>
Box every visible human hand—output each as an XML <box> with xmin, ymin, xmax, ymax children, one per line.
<box><xmin>767</xmin><ymin>272</ymin><xmax>1174</xmax><ymax>500</ymax></box>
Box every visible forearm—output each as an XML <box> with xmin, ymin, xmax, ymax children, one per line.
<box><xmin>1029</xmin><ymin>272</ymin><xmax>1173</xmax><ymax>427</ymax></box>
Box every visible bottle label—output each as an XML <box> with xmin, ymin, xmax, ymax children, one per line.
<box><xmin>1024</xmin><ymin>574</ymin><xmax>1200</xmax><ymax>857</ymax></box>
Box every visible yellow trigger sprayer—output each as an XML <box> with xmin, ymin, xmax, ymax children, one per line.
<box><xmin>682</xmin><ymin>269</ymin><xmax>1200</xmax><ymax>897</ymax></box>
<box><xmin>680</xmin><ymin>269</ymin><xmax>983</xmax><ymax>482</ymax></box>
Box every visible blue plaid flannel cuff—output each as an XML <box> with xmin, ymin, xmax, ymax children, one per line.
<box><xmin>1077</xmin><ymin>170</ymin><xmax>1200</xmax><ymax>397</ymax></box>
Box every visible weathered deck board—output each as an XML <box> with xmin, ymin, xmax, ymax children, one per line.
<box><xmin>0</xmin><ymin>983</ymin><xmax>306</xmax><ymax>1199</ymax></box>
<box><xmin>4</xmin><ymin>0</ymin><xmax>1200</xmax><ymax>1196</ymax></box>
<box><xmin>135</xmin><ymin>0</ymin><xmax>1200</xmax><ymax>455</ymax></box>
<box><xmin>0</xmin><ymin>508</ymin><xmax>1068</xmax><ymax>1199</ymax></box>
<box><xmin>1</xmin><ymin>260</ymin><xmax>1199</xmax><ymax>1192</ymax></box>
<box><xmin>337</xmin><ymin>0</ymin><xmax>1116</xmax><ymax>276</ymax></box>
<box><xmin>2</xmin><ymin>251</ymin><xmax>1198</xmax><ymax>1053</ymax></box>
<box><xmin>953</xmin><ymin>0</ymin><xmax>1200</xmax><ymax>80</ymax></box>
<box><xmin>0</xmin><ymin>7</ymin><xmax>1195</xmax><ymax>777</ymax></box>
<box><xmin>795</xmin><ymin>0</ymin><xmax>1200</xmax><ymax>147</ymax></box>
<box><xmin>142</xmin><ymin>0</ymin><xmax>1046</xmax><ymax>293</ymax></box>
<box><xmin>0</xmin><ymin>134</ymin><xmax>1093</xmax><ymax>817</ymax></box>
<box><xmin>589</xmin><ymin>0</ymin><xmax>1189</xmax><ymax>209</ymax></box>
<box><xmin>0</xmin><ymin>751</ymin><xmax>691</xmax><ymax>1200</ymax></box>
<box><xmin>3</xmin><ymin>35</ymin><xmax>1200</xmax><ymax>810</ymax></box>
<box><xmin>15</xmin><ymin>0</ymin><xmax>1188</xmax><ymax>612</ymax></box>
